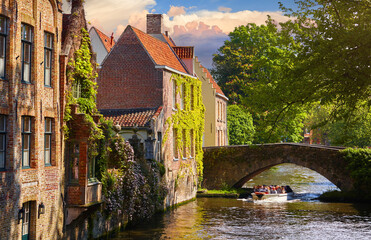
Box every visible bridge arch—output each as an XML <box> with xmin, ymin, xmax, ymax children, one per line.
<box><xmin>202</xmin><ymin>143</ymin><xmax>354</xmax><ymax>191</ymax></box>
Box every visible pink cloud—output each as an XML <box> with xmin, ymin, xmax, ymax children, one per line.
<box><xmin>167</xmin><ymin>6</ymin><xmax>186</xmax><ymax>17</ymax></box>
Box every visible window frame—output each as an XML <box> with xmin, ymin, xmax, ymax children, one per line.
<box><xmin>0</xmin><ymin>16</ymin><xmax>8</xmax><ymax>80</ymax></box>
<box><xmin>21</xmin><ymin>116</ymin><xmax>32</xmax><ymax>168</ymax></box>
<box><xmin>21</xmin><ymin>24</ymin><xmax>33</xmax><ymax>83</ymax></box>
<box><xmin>182</xmin><ymin>129</ymin><xmax>187</xmax><ymax>160</ymax></box>
<box><xmin>180</xmin><ymin>83</ymin><xmax>185</xmax><ymax>110</ymax></box>
<box><xmin>44</xmin><ymin>32</ymin><xmax>53</xmax><ymax>87</ymax></box>
<box><xmin>44</xmin><ymin>118</ymin><xmax>52</xmax><ymax>166</ymax></box>
<box><xmin>0</xmin><ymin>115</ymin><xmax>6</xmax><ymax>170</ymax></box>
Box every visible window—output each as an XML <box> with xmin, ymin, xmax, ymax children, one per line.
<box><xmin>0</xmin><ymin>115</ymin><xmax>6</xmax><ymax>169</ymax></box>
<box><xmin>44</xmin><ymin>118</ymin><xmax>52</xmax><ymax>166</ymax></box>
<box><xmin>190</xmin><ymin>85</ymin><xmax>194</xmax><ymax>111</ymax></box>
<box><xmin>172</xmin><ymin>81</ymin><xmax>177</xmax><ymax>109</ymax></box>
<box><xmin>72</xmin><ymin>81</ymin><xmax>81</xmax><ymax>99</ymax></box>
<box><xmin>22</xmin><ymin>202</ymin><xmax>31</xmax><ymax>239</ymax></box>
<box><xmin>70</xmin><ymin>143</ymin><xmax>79</xmax><ymax>183</ymax></box>
<box><xmin>88</xmin><ymin>151</ymin><xmax>96</xmax><ymax>182</ymax></box>
<box><xmin>173</xmin><ymin>128</ymin><xmax>178</xmax><ymax>160</ymax></box>
<box><xmin>0</xmin><ymin>16</ymin><xmax>8</xmax><ymax>79</ymax></box>
<box><xmin>182</xmin><ymin>129</ymin><xmax>186</xmax><ymax>159</ymax></box>
<box><xmin>180</xmin><ymin>84</ymin><xmax>185</xmax><ymax>110</ymax></box>
<box><xmin>21</xmin><ymin>24</ymin><xmax>33</xmax><ymax>83</ymax></box>
<box><xmin>22</xmin><ymin>116</ymin><xmax>31</xmax><ymax>168</ymax></box>
<box><xmin>44</xmin><ymin>32</ymin><xmax>53</xmax><ymax>86</ymax></box>
<box><xmin>190</xmin><ymin>130</ymin><xmax>194</xmax><ymax>158</ymax></box>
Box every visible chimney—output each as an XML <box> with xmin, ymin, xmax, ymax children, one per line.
<box><xmin>110</xmin><ymin>32</ymin><xmax>114</xmax><ymax>45</ymax></box>
<box><xmin>147</xmin><ymin>14</ymin><xmax>163</xmax><ymax>34</ymax></box>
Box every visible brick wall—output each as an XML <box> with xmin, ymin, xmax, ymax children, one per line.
<box><xmin>0</xmin><ymin>1</ymin><xmax>64</xmax><ymax>239</ymax></box>
<box><xmin>97</xmin><ymin>27</ymin><xmax>163</xmax><ymax>110</ymax></box>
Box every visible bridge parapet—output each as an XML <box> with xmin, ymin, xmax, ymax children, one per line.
<box><xmin>202</xmin><ymin>143</ymin><xmax>353</xmax><ymax>191</ymax></box>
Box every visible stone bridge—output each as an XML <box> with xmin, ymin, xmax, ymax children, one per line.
<box><xmin>202</xmin><ymin>143</ymin><xmax>354</xmax><ymax>191</ymax></box>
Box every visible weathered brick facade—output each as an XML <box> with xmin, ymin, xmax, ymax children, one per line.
<box><xmin>0</xmin><ymin>1</ymin><xmax>64</xmax><ymax>239</ymax></box>
<box><xmin>97</xmin><ymin>15</ymin><xmax>200</xmax><ymax>207</ymax></box>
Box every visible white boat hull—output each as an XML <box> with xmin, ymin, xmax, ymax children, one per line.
<box><xmin>252</xmin><ymin>192</ymin><xmax>294</xmax><ymax>201</ymax></box>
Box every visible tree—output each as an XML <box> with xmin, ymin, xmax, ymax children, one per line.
<box><xmin>213</xmin><ymin>18</ymin><xmax>309</xmax><ymax>143</ymax></box>
<box><xmin>279</xmin><ymin>0</ymin><xmax>371</xmax><ymax>120</ymax></box>
<box><xmin>227</xmin><ymin>105</ymin><xmax>255</xmax><ymax>145</ymax></box>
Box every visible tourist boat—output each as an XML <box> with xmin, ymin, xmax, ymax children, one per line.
<box><xmin>251</xmin><ymin>191</ymin><xmax>294</xmax><ymax>201</ymax></box>
<box><xmin>251</xmin><ymin>186</ymin><xmax>294</xmax><ymax>201</ymax></box>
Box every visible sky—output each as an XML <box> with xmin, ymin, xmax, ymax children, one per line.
<box><xmin>63</xmin><ymin>0</ymin><xmax>297</xmax><ymax>68</ymax></box>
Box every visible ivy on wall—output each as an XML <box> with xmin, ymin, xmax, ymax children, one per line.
<box><xmin>163</xmin><ymin>74</ymin><xmax>205</xmax><ymax>185</ymax></box>
<box><xmin>64</xmin><ymin>28</ymin><xmax>102</xmax><ymax>141</ymax></box>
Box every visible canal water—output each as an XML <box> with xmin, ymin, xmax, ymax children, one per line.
<box><xmin>112</xmin><ymin>164</ymin><xmax>371</xmax><ymax>240</ymax></box>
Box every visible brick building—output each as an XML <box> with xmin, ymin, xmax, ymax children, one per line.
<box><xmin>97</xmin><ymin>14</ymin><xmax>204</xmax><ymax>206</ymax></box>
<box><xmin>0</xmin><ymin>1</ymin><xmax>64</xmax><ymax>239</ymax></box>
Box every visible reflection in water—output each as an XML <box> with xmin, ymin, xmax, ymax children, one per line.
<box><xmin>112</xmin><ymin>163</ymin><xmax>371</xmax><ymax>240</ymax></box>
<box><xmin>114</xmin><ymin>199</ymin><xmax>371</xmax><ymax>240</ymax></box>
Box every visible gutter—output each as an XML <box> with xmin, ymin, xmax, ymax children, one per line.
<box><xmin>216</xmin><ymin>92</ymin><xmax>229</xmax><ymax>101</ymax></box>
<box><xmin>155</xmin><ymin>65</ymin><xmax>197</xmax><ymax>79</ymax></box>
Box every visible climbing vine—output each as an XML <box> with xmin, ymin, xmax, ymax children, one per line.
<box><xmin>163</xmin><ymin>73</ymin><xmax>205</xmax><ymax>185</ymax></box>
<box><xmin>64</xmin><ymin>28</ymin><xmax>102</xmax><ymax>141</ymax></box>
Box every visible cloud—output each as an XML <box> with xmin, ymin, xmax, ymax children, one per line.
<box><xmin>167</xmin><ymin>6</ymin><xmax>186</xmax><ymax>17</ymax></box>
<box><xmin>83</xmin><ymin>0</ymin><xmax>155</xmax><ymax>35</ymax></box>
<box><xmin>218</xmin><ymin>6</ymin><xmax>232</xmax><ymax>13</ymax></box>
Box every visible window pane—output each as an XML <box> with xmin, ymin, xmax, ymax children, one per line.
<box><xmin>182</xmin><ymin>129</ymin><xmax>186</xmax><ymax>158</ymax></box>
<box><xmin>45</xmin><ymin>135</ymin><xmax>50</xmax><ymax>148</ymax></box>
<box><xmin>23</xmin><ymin>63</ymin><xmax>30</xmax><ymax>82</ymax></box>
<box><xmin>23</xmin><ymin>149</ymin><xmax>29</xmax><ymax>167</ymax></box>
<box><xmin>0</xmin><ymin>152</ymin><xmax>4</xmax><ymax>168</ymax></box>
<box><xmin>22</xmin><ymin>24</ymin><xmax>32</xmax><ymax>41</ymax></box>
<box><xmin>45</xmin><ymin>33</ymin><xmax>53</xmax><ymax>48</ymax></box>
<box><xmin>45</xmin><ymin>118</ymin><xmax>51</xmax><ymax>132</ymax></box>
<box><xmin>0</xmin><ymin>115</ymin><xmax>5</xmax><ymax>131</ymax></box>
<box><xmin>0</xmin><ymin>36</ymin><xmax>4</xmax><ymax>57</ymax></box>
<box><xmin>23</xmin><ymin>117</ymin><xmax>30</xmax><ymax>132</ymax></box>
<box><xmin>0</xmin><ymin>134</ymin><xmax>4</xmax><ymax>150</ymax></box>
<box><xmin>45</xmin><ymin>69</ymin><xmax>51</xmax><ymax>86</ymax></box>
<box><xmin>45</xmin><ymin>149</ymin><xmax>50</xmax><ymax>165</ymax></box>
<box><xmin>0</xmin><ymin>17</ymin><xmax>6</xmax><ymax>34</ymax></box>
<box><xmin>23</xmin><ymin>135</ymin><xmax>29</xmax><ymax>150</ymax></box>
<box><xmin>45</xmin><ymin>50</ymin><xmax>51</xmax><ymax>68</ymax></box>
<box><xmin>173</xmin><ymin>129</ymin><xmax>178</xmax><ymax>159</ymax></box>
<box><xmin>173</xmin><ymin>81</ymin><xmax>176</xmax><ymax>108</ymax></box>
<box><xmin>24</xmin><ymin>44</ymin><xmax>30</xmax><ymax>62</ymax></box>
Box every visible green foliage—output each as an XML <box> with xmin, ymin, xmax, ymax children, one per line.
<box><xmin>64</xmin><ymin>28</ymin><xmax>102</xmax><ymax>141</ymax></box>
<box><xmin>227</xmin><ymin>104</ymin><xmax>255</xmax><ymax>145</ymax></box>
<box><xmin>341</xmin><ymin>148</ymin><xmax>371</xmax><ymax>192</ymax></box>
<box><xmin>213</xmin><ymin>18</ymin><xmax>308</xmax><ymax>143</ymax></box>
<box><xmin>279</xmin><ymin>0</ymin><xmax>371</xmax><ymax>121</ymax></box>
<box><xmin>305</xmin><ymin>103</ymin><xmax>371</xmax><ymax>147</ymax></box>
<box><xmin>163</xmin><ymin>74</ymin><xmax>205</xmax><ymax>185</ymax></box>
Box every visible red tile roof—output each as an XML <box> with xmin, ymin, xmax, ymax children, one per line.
<box><xmin>173</xmin><ymin>46</ymin><xmax>194</xmax><ymax>59</ymax></box>
<box><xmin>202</xmin><ymin>66</ymin><xmax>226</xmax><ymax>97</ymax></box>
<box><xmin>162</xmin><ymin>34</ymin><xmax>176</xmax><ymax>47</ymax></box>
<box><xmin>100</xmin><ymin>107</ymin><xmax>163</xmax><ymax>127</ymax></box>
<box><xmin>93</xmin><ymin>27</ymin><xmax>115</xmax><ymax>52</ymax></box>
<box><xmin>131</xmin><ymin>26</ymin><xmax>188</xmax><ymax>74</ymax></box>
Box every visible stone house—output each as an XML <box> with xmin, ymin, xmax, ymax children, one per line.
<box><xmin>194</xmin><ymin>58</ymin><xmax>228</xmax><ymax>147</ymax></box>
<box><xmin>0</xmin><ymin>1</ymin><xmax>65</xmax><ymax>239</ymax></box>
<box><xmin>97</xmin><ymin>14</ymin><xmax>204</xmax><ymax>206</ymax></box>
<box><xmin>89</xmin><ymin>26</ymin><xmax>115</xmax><ymax>66</ymax></box>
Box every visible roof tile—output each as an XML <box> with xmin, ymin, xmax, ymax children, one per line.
<box><xmin>100</xmin><ymin>107</ymin><xmax>162</xmax><ymax>127</ymax></box>
<box><xmin>93</xmin><ymin>27</ymin><xmax>115</xmax><ymax>52</ymax></box>
<box><xmin>131</xmin><ymin>27</ymin><xmax>188</xmax><ymax>74</ymax></box>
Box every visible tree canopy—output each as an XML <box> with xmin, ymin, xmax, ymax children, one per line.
<box><xmin>212</xmin><ymin>0</ymin><xmax>370</xmax><ymax>145</ymax></box>
<box><xmin>227</xmin><ymin>105</ymin><xmax>255</xmax><ymax>145</ymax></box>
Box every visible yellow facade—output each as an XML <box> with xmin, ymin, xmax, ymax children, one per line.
<box><xmin>194</xmin><ymin>58</ymin><xmax>228</xmax><ymax>147</ymax></box>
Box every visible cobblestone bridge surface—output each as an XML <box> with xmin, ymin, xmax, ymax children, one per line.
<box><xmin>202</xmin><ymin>143</ymin><xmax>354</xmax><ymax>191</ymax></box>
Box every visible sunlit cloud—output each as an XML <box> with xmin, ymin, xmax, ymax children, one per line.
<box><xmin>167</xmin><ymin>6</ymin><xmax>186</xmax><ymax>17</ymax></box>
